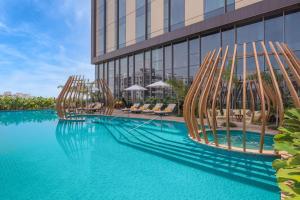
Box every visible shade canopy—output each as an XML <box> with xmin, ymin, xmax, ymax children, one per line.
<box><xmin>124</xmin><ymin>84</ymin><xmax>147</xmax><ymax>91</ymax></box>
<box><xmin>146</xmin><ymin>81</ymin><xmax>171</xmax><ymax>88</ymax></box>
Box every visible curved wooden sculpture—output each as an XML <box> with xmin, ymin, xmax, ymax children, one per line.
<box><xmin>56</xmin><ymin>76</ymin><xmax>114</xmax><ymax>120</ymax></box>
<box><xmin>183</xmin><ymin>41</ymin><xmax>300</xmax><ymax>154</ymax></box>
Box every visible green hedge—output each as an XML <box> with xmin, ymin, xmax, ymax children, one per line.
<box><xmin>0</xmin><ymin>96</ymin><xmax>56</xmax><ymax>110</ymax></box>
<box><xmin>272</xmin><ymin>108</ymin><xmax>300</xmax><ymax>200</ymax></box>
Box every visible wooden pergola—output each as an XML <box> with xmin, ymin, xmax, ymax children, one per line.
<box><xmin>56</xmin><ymin>76</ymin><xmax>114</xmax><ymax>120</ymax></box>
<box><xmin>183</xmin><ymin>41</ymin><xmax>300</xmax><ymax>154</ymax></box>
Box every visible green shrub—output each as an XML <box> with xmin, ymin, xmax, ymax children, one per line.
<box><xmin>0</xmin><ymin>96</ymin><xmax>56</xmax><ymax>110</ymax></box>
<box><xmin>273</xmin><ymin>108</ymin><xmax>300</xmax><ymax>200</ymax></box>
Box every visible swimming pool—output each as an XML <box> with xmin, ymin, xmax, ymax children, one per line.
<box><xmin>0</xmin><ymin>111</ymin><xmax>279</xmax><ymax>200</ymax></box>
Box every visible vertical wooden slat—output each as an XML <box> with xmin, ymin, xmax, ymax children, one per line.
<box><xmin>252</xmin><ymin>42</ymin><xmax>266</xmax><ymax>153</ymax></box>
<box><xmin>211</xmin><ymin>46</ymin><xmax>229</xmax><ymax>147</ymax></box>
<box><xmin>269</xmin><ymin>41</ymin><xmax>300</xmax><ymax>108</ymax></box>
<box><xmin>225</xmin><ymin>44</ymin><xmax>237</xmax><ymax>150</ymax></box>
<box><xmin>276</xmin><ymin>42</ymin><xmax>300</xmax><ymax>86</ymax></box>
<box><xmin>199</xmin><ymin>48</ymin><xmax>222</xmax><ymax>144</ymax></box>
<box><xmin>242</xmin><ymin>43</ymin><xmax>247</xmax><ymax>152</ymax></box>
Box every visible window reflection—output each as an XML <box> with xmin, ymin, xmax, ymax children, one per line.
<box><xmin>97</xmin><ymin>0</ymin><xmax>105</xmax><ymax>55</ymax></box>
<box><xmin>285</xmin><ymin>12</ymin><xmax>300</xmax><ymax>51</ymax></box>
<box><xmin>152</xmin><ymin>48</ymin><xmax>163</xmax><ymax>98</ymax></box>
<box><xmin>164</xmin><ymin>45</ymin><xmax>172</xmax><ymax>81</ymax></box>
<box><xmin>201</xmin><ymin>32</ymin><xmax>221</xmax><ymax>60</ymax></box>
<box><xmin>136</xmin><ymin>0</ymin><xmax>146</xmax><ymax>42</ymax></box>
<box><xmin>120</xmin><ymin>57</ymin><xmax>128</xmax><ymax>98</ymax></box>
<box><xmin>173</xmin><ymin>41</ymin><xmax>188</xmax><ymax>85</ymax></box>
<box><xmin>144</xmin><ymin>51</ymin><xmax>151</xmax><ymax>98</ymax></box>
<box><xmin>170</xmin><ymin>0</ymin><xmax>185</xmax><ymax>31</ymax></box>
<box><xmin>265</xmin><ymin>16</ymin><xmax>283</xmax><ymax>42</ymax></box>
<box><xmin>108</xmin><ymin>61</ymin><xmax>115</xmax><ymax>96</ymax></box>
<box><xmin>189</xmin><ymin>38</ymin><xmax>200</xmax><ymax>84</ymax></box>
<box><xmin>115</xmin><ymin>60</ymin><xmax>120</xmax><ymax>98</ymax></box>
<box><xmin>118</xmin><ymin>0</ymin><xmax>126</xmax><ymax>48</ymax></box>
<box><xmin>135</xmin><ymin>53</ymin><xmax>144</xmax><ymax>99</ymax></box>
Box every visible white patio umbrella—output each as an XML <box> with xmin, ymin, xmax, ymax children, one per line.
<box><xmin>146</xmin><ymin>81</ymin><xmax>171</xmax><ymax>89</ymax></box>
<box><xmin>124</xmin><ymin>84</ymin><xmax>147</xmax><ymax>103</ymax></box>
<box><xmin>124</xmin><ymin>84</ymin><xmax>147</xmax><ymax>91</ymax></box>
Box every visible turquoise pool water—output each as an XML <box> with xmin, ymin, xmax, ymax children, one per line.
<box><xmin>0</xmin><ymin>111</ymin><xmax>279</xmax><ymax>200</ymax></box>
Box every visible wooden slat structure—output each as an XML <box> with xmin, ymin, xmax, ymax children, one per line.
<box><xmin>56</xmin><ymin>76</ymin><xmax>114</xmax><ymax>120</ymax></box>
<box><xmin>183</xmin><ymin>42</ymin><xmax>300</xmax><ymax>154</ymax></box>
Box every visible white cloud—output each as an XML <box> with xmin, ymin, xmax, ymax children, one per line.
<box><xmin>0</xmin><ymin>0</ymin><xmax>93</xmax><ymax>97</ymax></box>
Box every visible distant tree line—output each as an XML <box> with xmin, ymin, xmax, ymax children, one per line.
<box><xmin>0</xmin><ymin>96</ymin><xmax>56</xmax><ymax>110</ymax></box>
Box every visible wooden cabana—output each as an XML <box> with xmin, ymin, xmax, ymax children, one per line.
<box><xmin>183</xmin><ymin>41</ymin><xmax>300</xmax><ymax>154</ymax></box>
<box><xmin>56</xmin><ymin>76</ymin><xmax>114</xmax><ymax>120</ymax></box>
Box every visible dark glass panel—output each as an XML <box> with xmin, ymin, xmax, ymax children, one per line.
<box><xmin>144</xmin><ymin>51</ymin><xmax>151</xmax><ymax>98</ymax></box>
<box><xmin>136</xmin><ymin>0</ymin><xmax>146</xmax><ymax>42</ymax></box>
<box><xmin>135</xmin><ymin>53</ymin><xmax>144</xmax><ymax>85</ymax></box>
<box><xmin>265</xmin><ymin>16</ymin><xmax>284</xmax><ymax>42</ymax></box>
<box><xmin>170</xmin><ymin>0</ymin><xmax>185</xmax><ymax>31</ymax></box>
<box><xmin>108</xmin><ymin>61</ymin><xmax>115</xmax><ymax>95</ymax></box>
<box><xmin>285</xmin><ymin>11</ymin><xmax>300</xmax><ymax>51</ymax></box>
<box><xmin>222</xmin><ymin>29</ymin><xmax>235</xmax><ymax>56</ymax></box>
<box><xmin>173</xmin><ymin>41</ymin><xmax>188</xmax><ymax>85</ymax></box>
<box><xmin>152</xmin><ymin>48</ymin><xmax>163</xmax><ymax>82</ymax></box>
<box><xmin>201</xmin><ymin>32</ymin><xmax>221</xmax><ymax>60</ymax></box>
<box><xmin>204</xmin><ymin>0</ymin><xmax>224</xmax><ymax>19</ymax></box>
<box><xmin>115</xmin><ymin>59</ymin><xmax>120</xmax><ymax>98</ymax></box>
<box><xmin>118</xmin><ymin>0</ymin><xmax>126</xmax><ymax>48</ymax></box>
<box><xmin>164</xmin><ymin>45</ymin><xmax>172</xmax><ymax>81</ymax></box>
<box><xmin>98</xmin><ymin>0</ymin><xmax>105</xmax><ymax>55</ymax></box>
<box><xmin>120</xmin><ymin>57</ymin><xmax>128</xmax><ymax>97</ymax></box>
<box><xmin>164</xmin><ymin>0</ymin><xmax>169</xmax><ymax>32</ymax></box>
<box><xmin>189</xmin><ymin>38</ymin><xmax>200</xmax><ymax>83</ymax></box>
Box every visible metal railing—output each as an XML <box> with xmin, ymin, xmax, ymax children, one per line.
<box><xmin>127</xmin><ymin>116</ymin><xmax>160</xmax><ymax>133</ymax></box>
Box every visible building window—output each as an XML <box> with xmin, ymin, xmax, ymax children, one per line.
<box><xmin>97</xmin><ymin>0</ymin><xmax>105</xmax><ymax>55</ymax></box>
<box><xmin>135</xmin><ymin>53</ymin><xmax>144</xmax><ymax>99</ymax></box>
<box><xmin>95</xmin><ymin>65</ymin><xmax>99</xmax><ymax>80</ymax></box>
<box><xmin>189</xmin><ymin>38</ymin><xmax>200</xmax><ymax>84</ymax></box>
<box><xmin>285</xmin><ymin>11</ymin><xmax>300</xmax><ymax>51</ymax></box>
<box><xmin>164</xmin><ymin>0</ymin><xmax>169</xmax><ymax>32</ymax></box>
<box><xmin>120</xmin><ymin>57</ymin><xmax>128</xmax><ymax>97</ymax></box>
<box><xmin>237</xmin><ymin>21</ymin><xmax>264</xmax><ymax>73</ymax></box>
<box><xmin>204</xmin><ymin>0</ymin><xmax>235</xmax><ymax>19</ymax></box>
<box><xmin>151</xmin><ymin>48</ymin><xmax>163</xmax><ymax>98</ymax></box>
<box><xmin>108</xmin><ymin>61</ymin><xmax>115</xmax><ymax>95</ymax></box>
<box><xmin>164</xmin><ymin>45</ymin><xmax>172</xmax><ymax>81</ymax></box>
<box><xmin>118</xmin><ymin>0</ymin><xmax>126</xmax><ymax>48</ymax></box>
<box><xmin>135</xmin><ymin>53</ymin><xmax>144</xmax><ymax>85</ymax></box>
<box><xmin>115</xmin><ymin>59</ymin><xmax>120</xmax><ymax>98</ymax></box>
<box><xmin>136</xmin><ymin>0</ymin><xmax>146</xmax><ymax>42</ymax></box>
<box><xmin>222</xmin><ymin>28</ymin><xmax>235</xmax><ymax>56</ymax></box>
<box><xmin>265</xmin><ymin>16</ymin><xmax>284</xmax><ymax>43</ymax></box>
<box><xmin>204</xmin><ymin>0</ymin><xmax>224</xmax><ymax>19</ymax></box>
<box><xmin>152</xmin><ymin>48</ymin><xmax>163</xmax><ymax>82</ymax></box>
<box><xmin>144</xmin><ymin>51</ymin><xmax>151</xmax><ymax>97</ymax></box>
<box><xmin>173</xmin><ymin>41</ymin><xmax>188</xmax><ymax>85</ymax></box>
<box><xmin>146</xmin><ymin>0</ymin><xmax>151</xmax><ymax>38</ymax></box>
<box><xmin>170</xmin><ymin>0</ymin><xmax>185</xmax><ymax>31</ymax></box>
<box><xmin>201</xmin><ymin>32</ymin><xmax>221</xmax><ymax>60</ymax></box>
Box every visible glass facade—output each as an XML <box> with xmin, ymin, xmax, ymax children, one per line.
<box><xmin>118</xmin><ymin>0</ymin><xmax>126</xmax><ymax>48</ymax></box>
<box><xmin>170</xmin><ymin>0</ymin><xmax>185</xmax><ymax>31</ymax></box>
<box><xmin>97</xmin><ymin>0</ymin><xmax>105</xmax><ymax>55</ymax></box>
<box><xmin>95</xmin><ymin>10</ymin><xmax>300</xmax><ymax>100</ymax></box>
<box><xmin>204</xmin><ymin>0</ymin><xmax>235</xmax><ymax>19</ymax></box>
<box><xmin>173</xmin><ymin>41</ymin><xmax>188</xmax><ymax>85</ymax></box>
<box><xmin>136</xmin><ymin>0</ymin><xmax>146</xmax><ymax>42</ymax></box>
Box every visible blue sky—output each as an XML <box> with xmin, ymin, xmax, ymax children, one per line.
<box><xmin>0</xmin><ymin>0</ymin><xmax>93</xmax><ymax>97</ymax></box>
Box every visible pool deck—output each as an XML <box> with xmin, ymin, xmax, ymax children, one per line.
<box><xmin>111</xmin><ymin>109</ymin><xmax>279</xmax><ymax>135</ymax></box>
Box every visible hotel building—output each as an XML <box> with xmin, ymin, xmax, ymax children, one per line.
<box><xmin>91</xmin><ymin>0</ymin><xmax>300</xmax><ymax>99</ymax></box>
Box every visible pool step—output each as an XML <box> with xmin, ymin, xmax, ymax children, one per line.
<box><xmin>103</xmin><ymin>124</ymin><xmax>277</xmax><ymax>190</ymax></box>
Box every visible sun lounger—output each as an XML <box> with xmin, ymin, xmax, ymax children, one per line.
<box><xmin>131</xmin><ymin>104</ymin><xmax>151</xmax><ymax>113</ymax></box>
<box><xmin>122</xmin><ymin>103</ymin><xmax>140</xmax><ymax>112</ymax></box>
<box><xmin>142</xmin><ymin>103</ymin><xmax>163</xmax><ymax>114</ymax></box>
<box><xmin>154</xmin><ymin>104</ymin><xmax>176</xmax><ymax>115</ymax></box>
